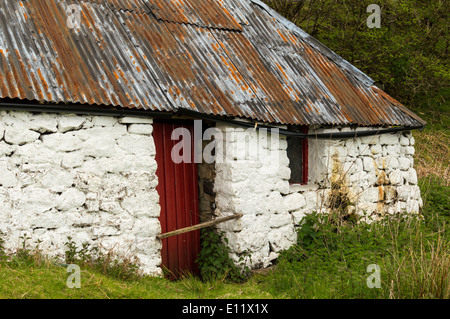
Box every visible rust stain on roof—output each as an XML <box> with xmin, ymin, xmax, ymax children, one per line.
<box><xmin>0</xmin><ymin>0</ymin><xmax>425</xmax><ymax>127</ymax></box>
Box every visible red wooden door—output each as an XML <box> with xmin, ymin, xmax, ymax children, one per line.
<box><xmin>153</xmin><ymin>122</ymin><xmax>200</xmax><ymax>278</ymax></box>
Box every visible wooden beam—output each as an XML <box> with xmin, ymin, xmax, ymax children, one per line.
<box><xmin>156</xmin><ymin>214</ymin><xmax>243</xmax><ymax>240</ymax></box>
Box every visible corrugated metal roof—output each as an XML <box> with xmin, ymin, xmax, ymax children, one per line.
<box><xmin>0</xmin><ymin>0</ymin><xmax>425</xmax><ymax>127</ymax></box>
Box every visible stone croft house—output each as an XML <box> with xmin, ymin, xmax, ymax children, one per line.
<box><xmin>0</xmin><ymin>0</ymin><xmax>425</xmax><ymax>276</ymax></box>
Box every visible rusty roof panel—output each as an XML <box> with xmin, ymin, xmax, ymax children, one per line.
<box><xmin>90</xmin><ymin>0</ymin><xmax>151</xmax><ymax>13</ymax></box>
<box><xmin>121</xmin><ymin>10</ymin><xmax>273</xmax><ymax>121</ymax></box>
<box><xmin>143</xmin><ymin>0</ymin><xmax>243</xmax><ymax>31</ymax></box>
<box><xmin>0</xmin><ymin>0</ymin><xmax>171</xmax><ymax>110</ymax></box>
<box><xmin>0</xmin><ymin>0</ymin><xmax>425</xmax><ymax>127</ymax></box>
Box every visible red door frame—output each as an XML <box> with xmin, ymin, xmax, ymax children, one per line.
<box><xmin>153</xmin><ymin>121</ymin><xmax>200</xmax><ymax>278</ymax></box>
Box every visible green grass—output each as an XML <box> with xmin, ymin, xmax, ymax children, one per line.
<box><xmin>0</xmin><ymin>260</ymin><xmax>275</xmax><ymax>299</ymax></box>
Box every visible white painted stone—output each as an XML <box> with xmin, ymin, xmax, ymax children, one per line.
<box><xmin>40</xmin><ymin>169</ymin><xmax>74</xmax><ymax>192</ymax></box>
<box><xmin>302</xmin><ymin>191</ymin><xmax>319</xmax><ymax>210</ymax></box>
<box><xmin>343</xmin><ymin>158</ymin><xmax>362</xmax><ymax>175</ymax></box>
<box><xmin>31</xmin><ymin>211</ymin><xmax>69</xmax><ymax>230</ymax></box>
<box><xmin>272</xmin><ymin>180</ymin><xmax>290</xmax><ymax>195</ymax></box>
<box><xmin>386</xmin><ymin>145</ymin><xmax>400</xmax><ymax>156</ymax></box>
<box><xmin>266</xmin><ymin>192</ymin><xmax>287</xmax><ymax>214</ymax></box>
<box><xmin>57</xmin><ymin>189</ymin><xmax>86</xmax><ymax>211</ymax></box>
<box><xmin>404</xmin><ymin>146</ymin><xmax>415</xmax><ymax>156</ymax></box>
<box><xmin>58</xmin><ymin>116</ymin><xmax>86</xmax><ymax>133</ymax></box>
<box><xmin>389</xmin><ymin>170</ymin><xmax>404</xmax><ymax>186</ymax></box>
<box><xmin>0</xmin><ymin>141</ymin><xmax>16</xmax><ymax>156</ymax></box>
<box><xmin>406</xmin><ymin>200</ymin><xmax>420</xmax><ymax>213</ymax></box>
<box><xmin>121</xmin><ymin>191</ymin><xmax>160</xmax><ymax>217</ymax></box>
<box><xmin>91</xmin><ymin>116</ymin><xmax>118</xmax><ymax>127</ymax></box>
<box><xmin>76</xmin><ymin>126</ymin><xmax>127</xmax><ymax>141</ymax></box>
<box><xmin>398</xmin><ymin>157</ymin><xmax>411</xmax><ymax>171</ymax></box>
<box><xmin>267</xmin><ymin>224</ymin><xmax>297</xmax><ymax>252</ymax></box>
<box><xmin>4</xmin><ymin>124</ymin><xmax>40</xmax><ymax>145</ymax></box>
<box><xmin>358</xmin><ymin>187</ymin><xmax>380</xmax><ymax>203</ymax></box>
<box><xmin>405</xmin><ymin>168</ymin><xmax>418</xmax><ymax>185</ymax></box>
<box><xmin>41</xmin><ymin>133</ymin><xmax>83</xmax><ymax>152</ymax></box>
<box><xmin>283</xmin><ymin>193</ymin><xmax>307</xmax><ymax>212</ymax></box>
<box><xmin>384</xmin><ymin>186</ymin><xmax>397</xmax><ymax>203</ymax></box>
<box><xmin>0</xmin><ymin>121</ymin><xmax>5</xmax><ymax>140</ymax></box>
<box><xmin>119</xmin><ymin>117</ymin><xmax>153</xmax><ymax>124</ymax></box>
<box><xmin>396</xmin><ymin>186</ymin><xmax>410</xmax><ymax>201</ymax></box>
<box><xmin>16</xmin><ymin>187</ymin><xmax>57</xmax><ymax>215</ymax></box>
<box><xmin>358</xmin><ymin>144</ymin><xmax>372</xmax><ymax>156</ymax></box>
<box><xmin>291</xmin><ymin>210</ymin><xmax>307</xmax><ymax>225</ymax></box>
<box><xmin>331</xmin><ymin>146</ymin><xmax>348</xmax><ymax>158</ymax></box>
<box><xmin>399</xmin><ymin>135</ymin><xmax>410</xmax><ymax>146</ymax></box>
<box><xmin>117</xmin><ymin>135</ymin><xmax>156</xmax><ymax>156</ymax></box>
<box><xmin>379</xmin><ymin>134</ymin><xmax>399</xmax><ymax>145</ymax></box>
<box><xmin>269</xmin><ymin>212</ymin><xmax>292</xmax><ymax>228</ymax></box>
<box><xmin>132</xmin><ymin>218</ymin><xmax>161</xmax><ymax>238</ymax></box>
<box><xmin>82</xmin><ymin>135</ymin><xmax>117</xmax><ymax>158</ymax></box>
<box><xmin>371</xmin><ymin>144</ymin><xmax>382</xmax><ymax>155</ymax></box>
<box><xmin>384</xmin><ymin>156</ymin><xmax>400</xmax><ymax>170</ymax></box>
<box><xmin>61</xmin><ymin>152</ymin><xmax>84</xmax><ymax>168</ymax></box>
<box><xmin>363</xmin><ymin>157</ymin><xmax>375</xmax><ymax>172</ymax></box>
<box><xmin>128</xmin><ymin>124</ymin><xmax>153</xmax><ymax>135</ymax></box>
<box><xmin>29</xmin><ymin>114</ymin><xmax>58</xmax><ymax>133</ymax></box>
<box><xmin>0</xmin><ymin>162</ymin><xmax>18</xmax><ymax>187</ymax></box>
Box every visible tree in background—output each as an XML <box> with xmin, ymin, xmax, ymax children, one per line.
<box><xmin>263</xmin><ymin>0</ymin><xmax>449</xmax><ymax>108</ymax></box>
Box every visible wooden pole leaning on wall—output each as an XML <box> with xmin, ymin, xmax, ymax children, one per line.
<box><xmin>156</xmin><ymin>214</ymin><xmax>243</xmax><ymax>240</ymax></box>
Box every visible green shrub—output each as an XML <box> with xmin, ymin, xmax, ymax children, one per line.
<box><xmin>196</xmin><ymin>228</ymin><xmax>248</xmax><ymax>283</ymax></box>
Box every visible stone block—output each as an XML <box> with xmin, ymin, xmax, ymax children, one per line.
<box><xmin>398</xmin><ymin>157</ymin><xmax>411</xmax><ymax>171</ymax></box>
<box><xmin>29</xmin><ymin>114</ymin><xmax>58</xmax><ymax>133</ymax></box>
<box><xmin>128</xmin><ymin>124</ymin><xmax>153</xmax><ymax>135</ymax></box>
<box><xmin>41</xmin><ymin>132</ymin><xmax>83</xmax><ymax>152</ymax></box>
<box><xmin>119</xmin><ymin>117</ymin><xmax>153</xmax><ymax>124</ymax></box>
<box><xmin>284</xmin><ymin>193</ymin><xmax>306</xmax><ymax>212</ymax></box>
<box><xmin>379</xmin><ymin>133</ymin><xmax>399</xmax><ymax>145</ymax></box>
<box><xmin>363</xmin><ymin>157</ymin><xmax>375</xmax><ymax>172</ymax></box>
<box><xmin>57</xmin><ymin>188</ymin><xmax>86</xmax><ymax>211</ymax></box>
<box><xmin>4</xmin><ymin>124</ymin><xmax>40</xmax><ymax>145</ymax></box>
<box><xmin>91</xmin><ymin>116</ymin><xmax>118</xmax><ymax>127</ymax></box>
<box><xmin>399</xmin><ymin>135</ymin><xmax>410</xmax><ymax>146</ymax></box>
<box><xmin>40</xmin><ymin>169</ymin><xmax>74</xmax><ymax>192</ymax></box>
<box><xmin>389</xmin><ymin>170</ymin><xmax>404</xmax><ymax>186</ymax></box>
<box><xmin>58</xmin><ymin>115</ymin><xmax>86</xmax><ymax>133</ymax></box>
<box><xmin>117</xmin><ymin>135</ymin><xmax>156</xmax><ymax>156</ymax></box>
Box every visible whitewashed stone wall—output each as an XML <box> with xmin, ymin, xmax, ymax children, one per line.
<box><xmin>213</xmin><ymin>124</ymin><xmax>422</xmax><ymax>270</ymax></box>
<box><xmin>213</xmin><ymin>124</ymin><xmax>296</xmax><ymax>269</ymax></box>
<box><xmin>307</xmin><ymin>127</ymin><xmax>422</xmax><ymax>219</ymax></box>
<box><xmin>0</xmin><ymin>111</ymin><xmax>162</xmax><ymax>275</ymax></box>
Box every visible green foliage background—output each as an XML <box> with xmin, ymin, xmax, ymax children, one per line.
<box><xmin>263</xmin><ymin>0</ymin><xmax>449</xmax><ymax>108</ymax></box>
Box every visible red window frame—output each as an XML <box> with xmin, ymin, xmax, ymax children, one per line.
<box><xmin>288</xmin><ymin>126</ymin><xmax>309</xmax><ymax>185</ymax></box>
